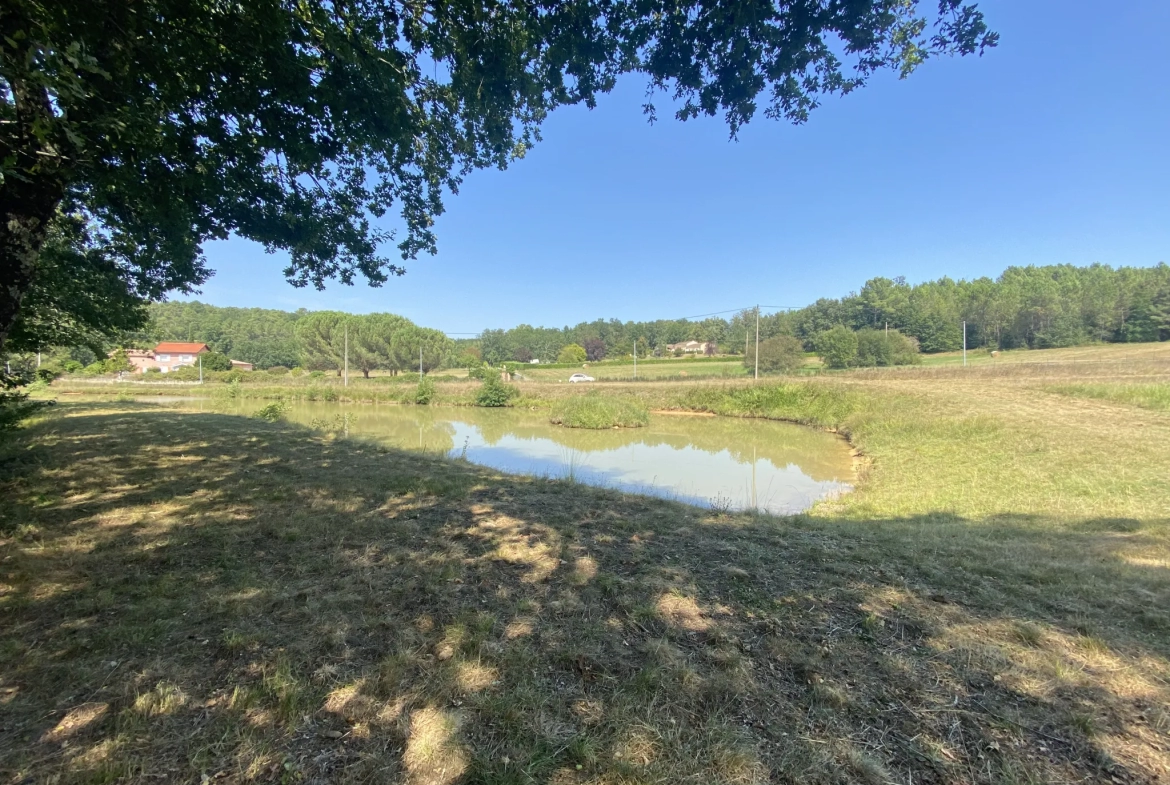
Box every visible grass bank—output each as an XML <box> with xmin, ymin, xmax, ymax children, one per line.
<box><xmin>549</xmin><ymin>394</ymin><xmax>650</xmax><ymax>429</ymax></box>
<box><xmin>1046</xmin><ymin>382</ymin><xmax>1170</xmax><ymax>411</ymax></box>
<box><xmin>1</xmin><ymin>401</ymin><xmax>1168</xmax><ymax>784</ymax></box>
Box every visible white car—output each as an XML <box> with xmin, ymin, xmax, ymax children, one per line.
<box><xmin>568</xmin><ymin>373</ymin><xmax>595</xmax><ymax>383</ymax></box>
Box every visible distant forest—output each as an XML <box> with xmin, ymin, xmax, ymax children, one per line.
<box><xmin>476</xmin><ymin>263</ymin><xmax>1170</xmax><ymax>363</ymax></box>
<box><xmin>143</xmin><ymin>303</ymin><xmax>305</xmax><ymax>368</ymax></box>
<box><xmin>140</xmin><ymin>263</ymin><xmax>1169</xmax><ymax>368</ymax></box>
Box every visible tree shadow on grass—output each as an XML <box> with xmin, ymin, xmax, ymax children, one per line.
<box><xmin>1</xmin><ymin>404</ymin><xmax>1168</xmax><ymax>784</ymax></box>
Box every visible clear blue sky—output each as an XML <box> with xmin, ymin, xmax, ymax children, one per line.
<box><xmin>184</xmin><ymin>0</ymin><xmax>1170</xmax><ymax>334</ymax></box>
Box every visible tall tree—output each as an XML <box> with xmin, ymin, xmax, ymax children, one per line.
<box><xmin>0</xmin><ymin>0</ymin><xmax>996</xmax><ymax>351</ymax></box>
<box><xmin>390</xmin><ymin>326</ymin><xmax>452</xmax><ymax>374</ymax></box>
<box><xmin>295</xmin><ymin>311</ymin><xmax>348</xmax><ymax>372</ymax></box>
<box><xmin>351</xmin><ymin>313</ymin><xmax>411</xmax><ymax>377</ymax></box>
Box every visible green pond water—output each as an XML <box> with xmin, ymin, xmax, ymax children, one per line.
<box><xmin>173</xmin><ymin>400</ymin><xmax>855</xmax><ymax>514</ymax></box>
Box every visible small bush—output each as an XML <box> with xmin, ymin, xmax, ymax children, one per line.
<box><xmin>550</xmin><ymin>394</ymin><xmax>649</xmax><ymax>429</ymax></box>
<box><xmin>253</xmin><ymin>401</ymin><xmax>290</xmax><ymax>422</ymax></box>
<box><xmin>62</xmin><ymin>360</ymin><xmax>83</xmax><ymax>374</ymax></box>
<box><xmin>322</xmin><ymin>387</ymin><xmax>339</xmax><ymax>402</ymax></box>
<box><xmin>81</xmin><ymin>361</ymin><xmax>106</xmax><ymax>376</ymax></box>
<box><xmin>267</xmin><ymin>365</ymin><xmax>290</xmax><ymax>376</ymax></box>
<box><xmin>746</xmin><ymin>335</ymin><xmax>805</xmax><ymax>374</ymax></box>
<box><xmin>475</xmin><ymin>376</ymin><xmax>519</xmax><ymax>407</ymax></box>
<box><xmin>415</xmin><ymin>377</ymin><xmax>436</xmax><ymax>405</ymax></box>
<box><xmin>289</xmin><ymin>367</ymin><xmax>304</xmax><ymax>377</ymax></box>
<box><xmin>815</xmin><ymin>326</ymin><xmax>860</xmax><ymax>369</ymax></box>
<box><xmin>855</xmin><ymin>329</ymin><xmax>920</xmax><ymax>367</ymax></box>
<box><xmin>200</xmin><ymin>351</ymin><xmax>232</xmax><ymax>371</ymax></box>
<box><xmin>35</xmin><ymin>367</ymin><xmax>61</xmax><ymax>383</ymax></box>
<box><xmin>223</xmin><ymin>369</ymin><xmax>245</xmax><ymax>383</ymax></box>
<box><xmin>309</xmin><ymin>370</ymin><xmax>326</xmax><ymax>379</ymax></box>
<box><xmin>103</xmin><ymin>349</ymin><xmax>133</xmax><ymax>374</ymax></box>
<box><xmin>557</xmin><ymin>344</ymin><xmax>587</xmax><ymax>364</ymax></box>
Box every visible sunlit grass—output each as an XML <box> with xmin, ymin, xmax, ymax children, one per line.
<box><xmin>1046</xmin><ymin>381</ymin><xmax>1170</xmax><ymax>411</ymax></box>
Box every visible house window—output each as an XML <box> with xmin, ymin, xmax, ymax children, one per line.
<box><xmin>158</xmin><ymin>354</ymin><xmax>170</xmax><ymax>361</ymax></box>
<box><xmin>180</xmin><ymin>355</ymin><xmax>192</xmax><ymax>361</ymax></box>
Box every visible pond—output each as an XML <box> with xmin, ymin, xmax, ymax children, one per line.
<box><xmin>177</xmin><ymin>401</ymin><xmax>855</xmax><ymax>514</ymax></box>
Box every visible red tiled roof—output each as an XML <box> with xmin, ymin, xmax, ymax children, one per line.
<box><xmin>153</xmin><ymin>342</ymin><xmax>209</xmax><ymax>354</ymax></box>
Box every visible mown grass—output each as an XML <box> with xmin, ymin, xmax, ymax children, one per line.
<box><xmin>549</xmin><ymin>394</ymin><xmax>650</xmax><ymax>429</ymax></box>
<box><xmin>1046</xmin><ymin>382</ymin><xmax>1170</xmax><ymax>411</ymax></box>
<box><xmin>2</xmin><ymin>367</ymin><xmax>1169</xmax><ymax>783</ymax></box>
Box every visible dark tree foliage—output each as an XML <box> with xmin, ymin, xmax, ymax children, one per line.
<box><xmin>478</xmin><ymin>329</ymin><xmax>511</xmax><ymax>366</ymax></box>
<box><xmin>583</xmin><ymin>338</ymin><xmax>607</xmax><ymax>362</ymax></box>
<box><xmin>4</xmin><ymin>212</ymin><xmax>148</xmax><ymax>353</ymax></box>
<box><xmin>0</xmin><ymin>0</ymin><xmax>996</xmax><ymax>351</ymax></box>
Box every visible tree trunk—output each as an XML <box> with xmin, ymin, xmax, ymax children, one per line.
<box><xmin>0</xmin><ymin>179</ymin><xmax>62</xmax><ymax>352</ymax></box>
<box><xmin>0</xmin><ymin>33</ymin><xmax>70</xmax><ymax>353</ymax></box>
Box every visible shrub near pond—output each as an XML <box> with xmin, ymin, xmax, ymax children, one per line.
<box><xmin>475</xmin><ymin>376</ymin><xmax>519</xmax><ymax>407</ymax></box>
<box><xmin>550</xmin><ymin>394</ymin><xmax>650</xmax><ymax>429</ymax></box>
<box><xmin>253</xmin><ymin>400</ymin><xmax>289</xmax><ymax>421</ymax></box>
<box><xmin>415</xmin><ymin>377</ymin><xmax>436</xmax><ymax>405</ymax></box>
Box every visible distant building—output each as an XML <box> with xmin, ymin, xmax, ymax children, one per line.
<box><xmin>111</xmin><ymin>343</ymin><xmax>253</xmax><ymax>374</ymax></box>
<box><xmin>665</xmin><ymin>340</ymin><xmax>711</xmax><ymax>354</ymax></box>
<box><xmin>150</xmin><ymin>342</ymin><xmax>210</xmax><ymax>373</ymax></box>
<box><xmin>123</xmin><ymin>349</ymin><xmax>155</xmax><ymax>373</ymax></box>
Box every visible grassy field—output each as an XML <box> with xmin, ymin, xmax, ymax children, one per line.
<box><xmin>1045</xmin><ymin>382</ymin><xmax>1170</xmax><ymax>412</ymax></box>
<box><xmin>920</xmin><ymin>340</ymin><xmax>1170</xmax><ymax>368</ymax></box>
<box><xmin>518</xmin><ymin>360</ymin><xmax>750</xmax><ymax>382</ymax></box>
<box><xmin>3</xmin><ymin>344</ymin><xmax>1170</xmax><ymax>783</ymax></box>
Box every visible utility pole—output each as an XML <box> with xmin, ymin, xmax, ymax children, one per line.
<box><xmin>343</xmin><ymin>324</ymin><xmax>349</xmax><ymax>387</ymax></box>
<box><xmin>754</xmin><ymin>305</ymin><xmax>760</xmax><ymax>381</ymax></box>
<box><xmin>633</xmin><ymin>339</ymin><xmax>637</xmax><ymax>379</ymax></box>
<box><xmin>198</xmin><ymin>354</ymin><xmax>203</xmax><ymax>384</ymax></box>
<box><xmin>419</xmin><ymin>346</ymin><xmax>423</xmax><ymax>377</ymax></box>
<box><xmin>962</xmin><ymin>321</ymin><xmax>967</xmax><ymax>367</ymax></box>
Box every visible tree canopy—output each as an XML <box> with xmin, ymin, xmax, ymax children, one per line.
<box><xmin>1</xmin><ymin>0</ymin><xmax>996</xmax><ymax>352</ymax></box>
<box><xmin>469</xmin><ymin>263</ymin><xmax>1170</xmax><ymax>360</ymax></box>
<box><xmin>292</xmin><ymin>311</ymin><xmax>452</xmax><ymax>376</ymax></box>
